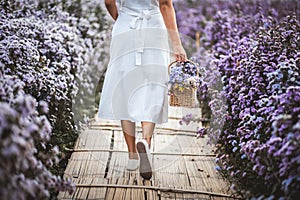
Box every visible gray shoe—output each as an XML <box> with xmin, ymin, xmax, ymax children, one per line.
<box><xmin>136</xmin><ymin>139</ymin><xmax>152</xmax><ymax>180</ymax></box>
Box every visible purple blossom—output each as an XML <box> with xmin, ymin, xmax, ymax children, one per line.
<box><xmin>0</xmin><ymin>0</ymin><xmax>109</xmax><ymax>198</ymax></box>
<box><xmin>174</xmin><ymin>1</ymin><xmax>300</xmax><ymax>199</ymax></box>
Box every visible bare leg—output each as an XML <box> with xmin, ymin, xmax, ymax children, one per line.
<box><xmin>141</xmin><ymin>121</ymin><xmax>155</xmax><ymax>148</ymax></box>
<box><xmin>121</xmin><ymin>120</ymin><xmax>138</xmax><ymax>159</ymax></box>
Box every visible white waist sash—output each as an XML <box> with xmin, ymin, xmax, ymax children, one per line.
<box><xmin>120</xmin><ymin>6</ymin><xmax>161</xmax><ymax>66</ymax></box>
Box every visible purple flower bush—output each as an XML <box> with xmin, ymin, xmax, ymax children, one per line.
<box><xmin>0</xmin><ymin>0</ymin><xmax>109</xmax><ymax>199</ymax></box>
<box><xmin>212</xmin><ymin>13</ymin><xmax>299</xmax><ymax>199</ymax></box>
<box><xmin>174</xmin><ymin>0</ymin><xmax>300</xmax><ymax>199</ymax></box>
<box><xmin>0</xmin><ymin>73</ymin><xmax>75</xmax><ymax>199</ymax></box>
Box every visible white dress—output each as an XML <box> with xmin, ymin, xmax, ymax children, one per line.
<box><xmin>98</xmin><ymin>0</ymin><xmax>170</xmax><ymax>124</ymax></box>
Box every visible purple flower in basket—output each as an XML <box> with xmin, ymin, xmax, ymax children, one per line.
<box><xmin>168</xmin><ymin>61</ymin><xmax>201</xmax><ymax>90</ymax></box>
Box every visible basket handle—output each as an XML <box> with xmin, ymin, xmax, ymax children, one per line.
<box><xmin>168</xmin><ymin>59</ymin><xmax>199</xmax><ymax>76</ymax></box>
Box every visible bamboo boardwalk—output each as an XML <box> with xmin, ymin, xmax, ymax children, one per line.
<box><xmin>58</xmin><ymin>106</ymin><xmax>239</xmax><ymax>200</ymax></box>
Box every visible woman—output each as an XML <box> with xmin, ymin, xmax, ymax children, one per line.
<box><xmin>99</xmin><ymin>0</ymin><xmax>187</xmax><ymax>180</ymax></box>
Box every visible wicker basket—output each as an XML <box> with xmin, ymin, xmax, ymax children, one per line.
<box><xmin>168</xmin><ymin>60</ymin><xmax>199</xmax><ymax>108</ymax></box>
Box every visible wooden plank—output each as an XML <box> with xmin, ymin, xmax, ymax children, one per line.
<box><xmin>194</xmin><ymin>139</ymin><xmax>231</xmax><ymax>194</ymax></box>
<box><xmin>197</xmin><ymin>157</ymin><xmax>231</xmax><ymax>195</ymax></box>
<box><xmin>144</xmin><ymin>180</ymin><xmax>154</xmax><ymax>200</ymax></box>
<box><xmin>76</xmin><ymin>129</ymin><xmax>113</xmax><ymax>150</ymax></box>
<box><xmin>66</xmin><ymin>153</ymin><xmax>78</xmax><ymax>178</ymax></box>
<box><xmin>90</xmin><ymin>152</ymin><xmax>109</xmax><ymax>177</ymax></box>
<box><xmin>86</xmin><ymin>153</ymin><xmax>108</xmax><ymax>177</ymax></box>
<box><xmin>87</xmin><ymin>177</ymin><xmax>108</xmax><ymax>199</ymax></box>
<box><xmin>178</xmin><ymin>134</ymin><xmax>214</xmax><ymax>155</ymax></box>
<box><xmin>64</xmin><ymin>130</ymin><xmax>113</xmax><ymax>178</ymax></box>
<box><xmin>177</xmin><ymin>134</ymin><xmax>210</xmax><ymax>199</ymax></box>
<box><xmin>114</xmin><ymin>177</ymin><xmax>127</xmax><ymax>199</ymax></box>
<box><xmin>124</xmin><ymin>174</ymin><xmax>135</xmax><ymax>200</ymax></box>
<box><xmin>131</xmin><ymin>176</ymin><xmax>139</xmax><ymax>200</ymax></box>
<box><xmin>185</xmin><ymin>157</ymin><xmax>211</xmax><ymax>196</ymax></box>
<box><xmin>136</xmin><ymin>177</ymin><xmax>145</xmax><ymax>200</ymax></box>
<box><xmin>71</xmin><ymin>183</ymin><xmax>237</xmax><ymax>198</ymax></box>
<box><xmin>58</xmin><ymin>129</ymin><xmax>113</xmax><ymax>199</ymax></box>
<box><xmin>105</xmin><ymin>177</ymin><xmax>118</xmax><ymax>200</ymax></box>
<box><xmin>106</xmin><ymin>130</ymin><xmax>128</xmax><ymax>178</ymax></box>
<box><xmin>62</xmin><ymin>152</ymin><xmax>109</xmax><ymax>179</ymax></box>
<box><xmin>153</xmin><ymin>138</ymin><xmax>176</xmax><ymax>189</ymax></box>
<box><xmin>175</xmin><ymin>136</ymin><xmax>202</xmax><ymax>200</ymax></box>
<box><xmin>152</xmin><ymin>179</ymin><xmax>160</xmax><ymax>200</ymax></box>
<box><xmin>178</xmin><ymin>134</ymin><xmax>232</xmax><ymax>199</ymax></box>
<box><xmin>173</xmin><ymin>156</ymin><xmax>188</xmax><ymax>200</ymax></box>
<box><xmin>59</xmin><ymin>116</ymin><xmax>235</xmax><ymax>200</ymax></box>
<box><xmin>74</xmin><ymin>153</ymin><xmax>87</xmax><ymax>177</ymax></box>
<box><xmin>152</xmin><ymin>133</ymin><xmax>196</xmax><ymax>199</ymax></box>
<box><xmin>73</xmin><ymin>129</ymin><xmax>89</xmax><ymax>149</ymax></box>
<box><xmin>94</xmin><ymin>105</ymin><xmax>203</xmax><ymax>132</ymax></box>
<box><xmin>65</xmin><ymin>177</ymin><xmax>92</xmax><ymax>200</ymax></box>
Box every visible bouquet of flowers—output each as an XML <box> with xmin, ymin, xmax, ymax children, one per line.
<box><xmin>168</xmin><ymin>60</ymin><xmax>202</xmax><ymax>107</ymax></box>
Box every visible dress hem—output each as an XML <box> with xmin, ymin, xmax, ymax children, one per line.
<box><xmin>97</xmin><ymin>114</ymin><xmax>168</xmax><ymax>124</ymax></box>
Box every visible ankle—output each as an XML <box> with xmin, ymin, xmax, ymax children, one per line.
<box><xmin>142</xmin><ymin>138</ymin><xmax>151</xmax><ymax>148</ymax></box>
<box><xmin>129</xmin><ymin>152</ymin><xmax>138</xmax><ymax>159</ymax></box>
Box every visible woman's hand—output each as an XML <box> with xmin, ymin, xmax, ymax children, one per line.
<box><xmin>174</xmin><ymin>43</ymin><xmax>187</xmax><ymax>62</ymax></box>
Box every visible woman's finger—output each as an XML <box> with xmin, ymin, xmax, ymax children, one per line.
<box><xmin>180</xmin><ymin>53</ymin><xmax>186</xmax><ymax>62</ymax></box>
<box><xmin>175</xmin><ymin>54</ymin><xmax>178</xmax><ymax>61</ymax></box>
<box><xmin>180</xmin><ymin>55</ymin><xmax>184</xmax><ymax>62</ymax></box>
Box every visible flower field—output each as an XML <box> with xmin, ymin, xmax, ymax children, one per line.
<box><xmin>0</xmin><ymin>0</ymin><xmax>110</xmax><ymax>198</ymax></box>
<box><xmin>0</xmin><ymin>0</ymin><xmax>299</xmax><ymax>199</ymax></box>
<box><xmin>175</xmin><ymin>0</ymin><xmax>300</xmax><ymax>199</ymax></box>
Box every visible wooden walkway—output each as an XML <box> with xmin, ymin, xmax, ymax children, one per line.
<box><xmin>58</xmin><ymin>106</ymin><xmax>238</xmax><ymax>200</ymax></box>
